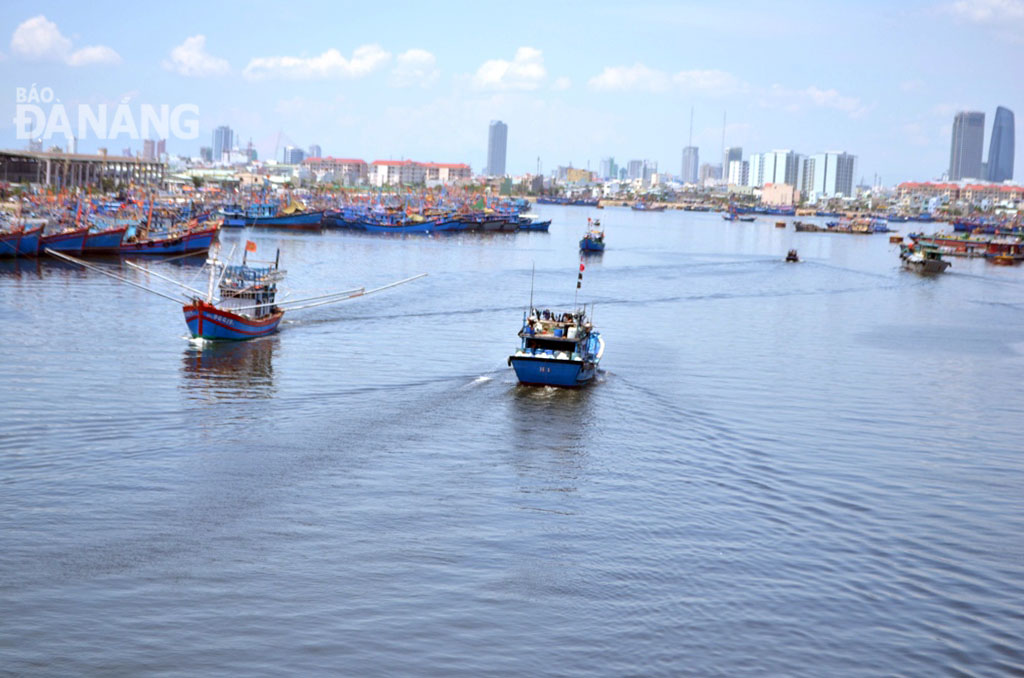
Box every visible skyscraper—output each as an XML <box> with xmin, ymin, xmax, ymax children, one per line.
<box><xmin>308</xmin><ymin>144</ymin><xmax>322</xmax><ymax>159</ymax></box>
<box><xmin>282</xmin><ymin>146</ymin><xmax>305</xmax><ymax>164</ymax></box>
<box><xmin>599</xmin><ymin>157</ymin><xmax>617</xmax><ymax>180</ymax></box>
<box><xmin>627</xmin><ymin>160</ymin><xmax>644</xmax><ymax>180</ymax></box>
<box><xmin>987</xmin><ymin>106</ymin><xmax>1014</xmax><ymax>182</ymax></box>
<box><xmin>486</xmin><ymin>121</ymin><xmax>508</xmax><ymax>176</ymax></box>
<box><xmin>681</xmin><ymin>146</ymin><xmax>699</xmax><ymax>183</ymax></box>
<box><xmin>212</xmin><ymin>125</ymin><xmax>233</xmax><ymax>163</ymax></box>
<box><xmin>808</xmin><ymin>152</ymin><xmax>856</xmax><ymax>197</ymax></box>
<box><xmin>948</xmin><ymin>111</ymin><xmax>985</xmax><ymax>180</ymax></box>
<box><xmin>723</xmin><ymin>147</ymin><xmax>742</xmax><ymax>178</ymax></box>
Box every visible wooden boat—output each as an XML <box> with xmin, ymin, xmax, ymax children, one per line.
<box><xmin>119</xmin><ymin>223</ymin><xmax>220</xmax><ymax>255</ymax></box>
<box><xmin>775</xmin><ymin>221</ymin><xmax>786</xmax><ymax>228</ymax></box>
<box><xmin>509</xmin><ymin>307</ymin><xmax>604</xmax><ymax>387</ymax></box>
<box><xmin>900</xmin><ymin>243</ymin><xmax>950</xmax><ymax>274</ymax></box>
<box><xmin>579</xmin><ymin>218</ymin><xmax>605</xmax><ymax>252</ymax></box>
<box><xmin>0</xmin><ymin>223</ymin><xmax>44</xmax><ymax>257</ymax></box>
<box><xmin>41</xmin><ymin>225</ymin><xmax>90</xmax><ymax>253</ymax></box>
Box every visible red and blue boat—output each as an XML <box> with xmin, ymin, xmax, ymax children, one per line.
<box><xmin>509</xmin><ymin>307</ymin><xmax>604</xmax><ymax>387</ymax></box>
<box><xmin>184</xmin><ymin>260</ymin><xmax>286</xmax><ymax>340</ymax></box>
<box><xmin>41</xmin><ymin>225</ymin><xmax>90</xmax><ymax>253</ymax></box>
<box><xmin>0</xmin><ymin>223</ymin><xmax>44</xmax><ymax>257</ymax></box>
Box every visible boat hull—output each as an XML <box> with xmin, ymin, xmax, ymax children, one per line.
<box><xmin>120</xmin><ymin>226</ymin><xmax>219</xmax><ymax>255</ymax></box>
<box><xmin>510</xmin><ymin>356</ymin><xmax>596</xmax><ymax>387</ymax></box>
<box><xmin>580</xmin><ymin>238</ymin><xmax>605</xmax><ymax>252</ymax></box>
<box><xmin>183</xmin><ymin>301</ymin><xmax>284</xmax><ymax>340</ymax></box>
<box><xmin>41</xmin><ymin>227</ymin><xmax>90</xmax><ymax>253</ymax></box>
<box><xmin>902</xmin><ymin>259</ymin><xmax>950</xmax><ymax>274</ymax></box>
<box><xmin>250</xmin><ymin>211</ymin><xmax>324</xmax><ymax>229</ymax></box>
<box><xmin>0</xmin><ymin>226</ymin><xmax>44</xmax><ymax>257</ymax></box>
<box><xmin>83</xmin><ymin>226</ymin><xmax>128</xmax><ymax>253</ymax></box>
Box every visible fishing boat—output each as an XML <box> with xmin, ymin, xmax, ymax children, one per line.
<box><xmin>40</xmin><ymin>225</ymin><xmax>90</xmax><ymax>253</ymax></box>
<box><xmin>785</xmin><ymin>249</ymin><xmax>800</xmax><ymax>262</ymax></box>
<box><xmin>579</xmin><ymin>219</ymin><xmax>605</xmax><ymax>252</ymax></box>
<box><xmin>0</xmin><ymin>222</ymin><xmax>44</xmax><ymax>258</ymax></box>
<box><xmin>46</xmin><ymin>242</ymin><xmax>427</xmax><ymax>341</ymax></box>
<box><xmin>509</xmin><ymin>307</ymin><xmax>604</xmax><ymax>387</ymax></box>
<box><xmin>900</xmin><ymin>242</ymin><xmax>950</xmax><ymax>274</ymax></box>
<box><xmin>119</xmin><ymin>222</ymin><xmax>220</xmax><ymax>255</ymax></box>
<box><xmin>631</xmin><ymin>202</ymin><xmax>666</xmax><ymax>212</ymax></box>
<box><xmin>83</xmin><ymin>225</ymin><xmax>129</xmax><ymax>254</ymax></box>
<box><xmin>516</xmin><ymin>216</ymin><xmax>551</xmax><ymax>232</ymax></box>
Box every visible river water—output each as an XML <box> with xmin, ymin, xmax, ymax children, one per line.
<box><xmin>2</xmin><ymin>206</ymin><xmax>1023</xmax><ymax>676</ymax></box>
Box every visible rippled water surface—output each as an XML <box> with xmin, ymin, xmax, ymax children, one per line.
<box><xmin>2</xmin><ymin>208</ymin><xmax>1023</xmax><ymax>676</ymax></box>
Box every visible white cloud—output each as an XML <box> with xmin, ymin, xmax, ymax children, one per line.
<box><xmin>589</xmin><ymin>63</ymin><xmax>671</xmax><ymax>92</ymax></box>
<box><xmin>67</xmin><ymin>45</ymin><xmax>121</xmax><ymax>66</ymax></box>
<box><xmin>243</xmin><ymin>44</ymin><xmax>391</xmax><ymax>81</ymax></box>
<box><xmin>588</xmin><ymin>64</ymin><xmax>744</xmax><ymax>95</ymax></box>
<box><xmin>760</xmin><ymin>84</ymin><xmax>872</xmax><ymax>118</ymax></box>
<box><xmin>10</xmin><ymin>15</ymin><xmax>120</xmax><ymax>66</ymax></box>
<box><xmin>946</xmin><ymin>0</ymin><xmax>1024</xmax><ymax>23</ymax></box>
<box><xmin>10</xmin><ymin>15</ymin><xmax>71</xmax><ymax>61</ymax></box>
<box><xmin>390</xmin><ymin>49</ymin><xmax>439</xmax><ymax>87</ymax></box>
<box><xmin>163</xmin><ymin>35</ymin><xmax>229</xmax><ymax>77</ymax></box>
<box><xmin>551</xmin><ymin>76</ymin><xmax>571</xmax><ymax>91</ymax></box>
<box><xmin>473</xmin><ymin>47</ymin><xmax>546</xmax><ymax>90</ymax></box>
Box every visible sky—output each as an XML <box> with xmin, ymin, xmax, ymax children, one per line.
<box><xmin>1</xmin><ymin>0</ymin><xmax>1022</xmax><ymax>184</ymax></box>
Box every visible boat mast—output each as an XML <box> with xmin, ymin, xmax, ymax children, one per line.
<box><xmin>529</xmin><ymin>262</ymin><xmax>535</xmax><ymax>314</ymax></box>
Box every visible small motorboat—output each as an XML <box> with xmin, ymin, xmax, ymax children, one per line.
<box><xmin>900</xmin><ymin>242</ymin><xmax>950</xmax><ymax>274</ymax></box>
<box><xmin>785</xmin><ymin>249</ymin><xmax>799</xmax><ymax>262</ymax></box>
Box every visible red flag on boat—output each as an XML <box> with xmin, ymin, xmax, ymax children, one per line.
<box><xmin>245</xmin><ymin>240</ymin><xmax>257</xmax><ymax>252</ymax></box>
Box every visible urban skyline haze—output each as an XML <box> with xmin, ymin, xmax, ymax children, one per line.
<box><xmin>1</xmin><ymin>0</ymin><xmax>1022</xmax><ymax>184</ymax></box>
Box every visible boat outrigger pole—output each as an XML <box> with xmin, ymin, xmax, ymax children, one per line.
<box><xmin>45</xmin><ymin>249</ymin><xmax>184</xmax><ymax>304</ymax></box>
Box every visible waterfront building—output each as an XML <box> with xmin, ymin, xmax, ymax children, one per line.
<box><xmin>422</xmin><ymin>162</ymin><xmax>472</xmax><ymax>185</ymax></box>
<box><xmin>681</xmin><ymin>146</ymin><xmax>699</xmax><ymax>183</ymax></box>
<box><xmin>949</xmin><ymin>111</ymin><xmax>985</xmax><ymax>180</ymax></box>
<box><xmin>987</xmin><ymin>106</ymin><xmax>1015</xmax><ymax>182</ymax></box>
<box><xmin>308</xmin><ymin>144</ymin><xmax>322</xmax><ymax>159</ymax></box>
<box><xmin>727</xmin><ymin>159</ymin><xmax>749</xmax><ymax>186</ymax></box>
<box><xmin>599</xmin><ymin>157</ymin><xmax>617</xmax><ymax>180</ymax></box>
<box><xmin>303</xmin><ymin>157</ymin><xmax>368</xmax><ymax>185</ymax></box>
<box><xmin>698</xmin><ymin>163</ymin><xmax>721</xmax><ymax>184</ymax></box>
<box><xmin>642</xmin><ymin>160</ymin><xmax>658</xmax><ymax>186</ymax></box>
<box><xmin>806</xmin><ymin>152</ymin><xmax>856</xmax><ymax>198</ymax></box>
<box><xmin>212</xmin><ymin>125</ymin><xmax>233</xmax><ymax>164</ymax></box>
<box><xmin>282</xmin><ymin>146</ymin><xmax>305</xmax><ymax>165</ymax></box>
<box><xmin>0</xmin><ymin>149</ymin><xmax>165</xmax><ymax>188</ymax></box>
<box><xmin>723</xmin><ymin>147</ymin><xmax>742</xmax><ymax>178</ymax></box>
<box><xmin>486</xmin><ymin>121</ymin><xmax>508</xmax><ymax>176</ymax></box>
<box><xmin>747</xmin><ymin>153</ymin><xmax>763</xmax><ymax>187</ymax></box>
<box><xmin>761</xmin><ymin>183</ymin><xmax>799</xmax><ymax>206</ymax></box>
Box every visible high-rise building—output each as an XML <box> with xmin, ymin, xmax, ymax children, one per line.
<box><xmin>627</xmin><ymin>160</ymin><xmax>644</xmax><ymax>180</ymax></box>
<box><xmin>727</xmin><ymin>160</ymin><xmax>749</xmax><ymax>186</ymax></box>
<box><xmin>486</xmin><ymin>120</ymin><xmax>508</xmax><ymax>176</ymax></box>
<box><xmin>698</xmin><ymin>163</ymin><xmax>721</xmax><ymax>184</ymax></box>
<box><xmin>212</xmin><ymin>125</ymin><xmax>233</xmax><ymax>163</ymax></box>
<box><xmin>807</xmin><ymin>152</ymin><xmax>856</xmax><ymax>197</ymax></box>
<box><xmin>949</xmin><ymin>111</ymin><xmax>985</xmax><ymax>180</ymax></box>
<box><xmin>642</xmin><ymin>160</ymin><xmax>658</xmax><ymax>186</ymax></box>
<box><xmin>681</xmin><ymin>146</ymin><xmax>699</xmax><ymax>184</ymax></box>
<box><xmin>618</xmin><ymin>167</ymin><xmax>628</xmax><ymax>181</ymax></box>
<box><xmin>308</xmin><ymin>144</ymin><xmax>322</xmax><ymax>159</ymax></box>
<box><xmin>987</xmin><ymin>106</ymin><xmax>1014</xmax><ymax>182</ymax></box>
<box><xmin>599</xmin><ymin>157</ymin><xmax>617</xmax><ymax>180</ymax></box>
<box><xmin>142</xmin><ymin>139</ymin><xmax>155</xmax><ymax>160</ymax></box>
<box><xmin>759</xmin><ymin>150</ymin><xmax>801</xmax><ymax>186</ymax></box>
<box><xmin>282</xmin><ymin>146</ymin><xmax>305</xmax><ymax>164</ymax></box>
<box><xmin>747</xmin><ymin>153</ymin><xmax>763</xmax><ymax>187</ymax></box>
<box><xmin>157</xmin><ymin>139</ymin><xmax>166</xmax><ymax>158</ymax></box>
<box><xmin>723</xmin><ymin>147</ymin><xmax>742</xmax><ymax>178</ymax></box>
<box><xmin>200</xmin><ymin>146</ymin><xmax>213</xmax><ymax>163</ymax></box>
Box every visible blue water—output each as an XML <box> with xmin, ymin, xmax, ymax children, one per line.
<box><xmin>2</xmin><ymin>207</ymin><xmax>1023</xmax><ymax>675</ymax></box>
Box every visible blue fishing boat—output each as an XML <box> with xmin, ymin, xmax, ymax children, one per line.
<box><xmin>41</xmin><ymin>225</ymin><xmax>90</xmax><ymax>253</ymax></box>
<box><xmin>120</xmin><ymin>223</ymin><xmax>220</xmax><ymax>255</ymax></box>
<box><xmin>516</xmin><ymin>216</ymin><xmax>551</xmax><ymax>231</ymax></box>
<box><xmin>509</xmin><ymin>307</ymin><xmax>604</xmax><ymax>387</ymax></box>
<box><xmin>83</xmin><ymin>225</ymin><xmax>128</xmax><ymax>253</ymax></box>
<box><xmin>579</xmin><ymin>219</ymin><xmax>605</xmax><ymax>252</ymax></box>
<box><xmin>0</xmin><ymin>223</ymin><xmax>44</xmax><ymax>257</ymax></box>
<box><xmin>184</xmin><ymin>258</ymin><xmax>287</xmax><ymax>340</ymax></box>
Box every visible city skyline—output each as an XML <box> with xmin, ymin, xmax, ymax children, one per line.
<box><xmin>1</xmin><ymin>1</ymin><xmax>1022</xmax><ymax>184</ymax></box>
